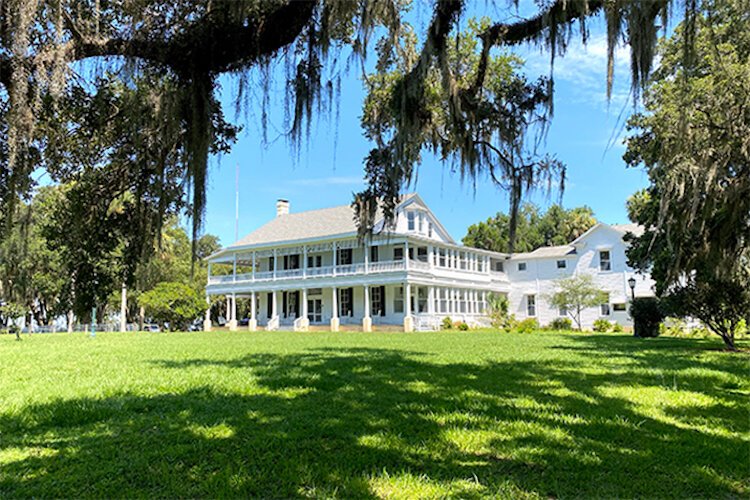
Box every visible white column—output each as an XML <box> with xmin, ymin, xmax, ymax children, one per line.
<box><xmin>229</xmin><ymin>293</ymin><xmax>238</xmax><ymax>331</ymax></box>
<box><xmin>120</xmin><ymin>283</ymin><xmax>127</xmax><ymax>332</ymax></box>
<box><xmin>251</xmin><ymin>252</ymin><xmax>256</xmax><ymax>280</ymax></box>
<box><xmin>330</xmin><ymin>286</ymin><xmax>339</xmax><ymax>332</ymax></box>
<box><xmin>272</xmin><ymin>249</ymin><xmax>277</xmax><ymax>280</ymax></box>
<box><xmin>272</xmin><ymin>291</ymin><xmax>278</xmax><ymax>318</ymax></box>
<box><xmin>249</xmin><ymin>291</ymin><xmax>257</xmax><ymax>331</ymax></box>
<box><xmin>303</xmin><ymin>245</ymin><xmax>308</xmax><ymax>278</ymax></box>
<box><xmin>405</xmin><ymin>240</ymin><xmax>410</xmax><ymax>270</ymax></box>
<box><xmin>364</xmin><ymin>242</ymin><xmax>370</xmax><ymax>274</ymax></box>
<box><xmin>332</xmin><ymin>242</ymin><xmax>337</xmax><ymax>276</ymax></box>
<box><xmin>302</xmin><ymin>289</ymin><xmax>308</xmax><ymax>318</ymax></box>
<box><xmin>428</xmin><ymin>286</ymin><xmax>435</xmax><ymax>314</ymax></box>
<box><xmin>203</xmin><ymin>295</ymin><xmax>212</xmax><ymax>331</ymax></box>
<box><xmin>403</xmin><ymin>282</ymin><xmax>413</xmax><ymax>332</ymax></box>
<box><xmin>363</xmin><ymin>285</ymin><xmax>372</xmax><ymax>332</ymax></box>
<box><xmin>297</xmin><ymin>288</ymin><xmax>310</xmax><ymax>332</ymax></box>
<box><xmin>428</xmin><ymin>245</ymin><xmax>434</xmax><ymax>269</ymax></box>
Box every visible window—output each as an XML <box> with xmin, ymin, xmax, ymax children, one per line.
<box><xmin>439</xmin><ymin>249</ymin><xmax>447</xmax><ymax>267</ymax></box>
<box><xmin>337</xmin><ymin>248</ymin><xmax>352</xmax><ymax>265</ymax></box>
<box><xmin>370</xmin><ymin>246</ymin><xmax>379</xmax><ymax>263</ymax></box>
<box><xmin>394</xmin><ymin>286</ymin><xmax>404</xmax><ymax>313</ymax></box>
<box><xmin>526</xmin><ymin>295</ymin><xmax>536</xmax><ymax>317</ymax></box>
<box><xmin>418</xmin><ymin>287</ymin><xmax>428</xmax><ymax>312</ymax></box>
<box><xmin>518</xmin><ymin>262</ymin><xmax>527</xmax><ymax>271</ymax></box>
<box><xmin>599</xmin><ymin>250</ymin><xmax>611</xmax><ymax>271</ymax></box>
<box><xmin>559</xmin><ymin>307</ymin><xmax>568</xmax><ymax>317</ymax></box>
<box><xmin>459</xmin><ymin>252</ymin><xmax>467</xmax><ymax>270</ymax></box>
<box><xmin>418</xmin><ymin>213</ymin><xmax>424</xmax><ymax>232</ymax></box>
<box><xmin>308</xmin><ymin>288</ymin><xmax>322</xmax><ymax>296</ymax></box>
<box><xmin>439</xmin><ymin>289</ymin><xmax>448</xmax><ymax>313</ymax></box>
<box><xmin>494</xmin><ymin>261</ymin><xmax>504</xmax><ymax>272</ymax></box>
<box><xmin>600</xmin><ymin>294</ymin><xmax>611</xmax><ymax>316</ymax></box>
<box><xmin>284</xmin><ymin>254</ymin><xmax>300</xmax><ymax>270</ymax></box>
<box><xmin>269</xmin><ymin>256</ymin><xmax>275</xmax><ymax>271</ymax></box>
<box><xmin>307</xmin><ymin>255</ymin><xmax>322</xmax><ymax>268</ymax></box>
<box><xmin>613</xmin><ymin>303</ymin><xmax>627</xmax><ymax>312</ymax></box>
<box><xmin>371</xmin><ymin>286</ymin><xmax>386</xmax><ymax>316</ymax></box>
<box><xmin>556</xmin><ymin>260</ymin><xmax>566</xmax><ymax>269</ymax></box>
<box><xmin>339</xmin><ymin>288</ymin><xmax>353</xmax><ymax>317</ymax></box>
<box><xmin>428</xmin><ymin>223</ymin><xmax>433</xmax><ymax>238</ymax></box>
<box><xmin>417</xmin><ymin>247</ymin><xmax>428</xmax><ymax>262</ymax></box>
<box><xmin>394</xmin><ymin>247</ymin><xmax>404</xmax><ymax>261</ymax></box>
<box><xmin>407</xmin><ymin>212</ymin><xmax>416</xmax><ymax>231</ymax></box>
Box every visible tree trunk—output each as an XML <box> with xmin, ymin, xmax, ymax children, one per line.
<box><xmin>139</xmin><ymin>306</ymin><xmax>145</xmax><ymax>331</ymax></box>
<box><xmin>720</xmin><ymin>332</ymin><xmax>736</xmax><ymax>351</ymax></box>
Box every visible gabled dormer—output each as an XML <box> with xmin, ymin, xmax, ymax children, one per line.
<box><xmin>391</xmin><ymin>194</ymin><xmax>454</xmax><ymax>244</ymax></box>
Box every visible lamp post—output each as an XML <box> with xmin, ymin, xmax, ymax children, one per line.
<box><xmin>628</xmin><ymin>277</ymin><xmax>637</xmax><ymax>300</ymax></box>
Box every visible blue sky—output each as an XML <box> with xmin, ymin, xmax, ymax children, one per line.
<box><xmin>204</xmin><ymin>6</ymin><xmax>650</xmax><ymax>247</ymax></box>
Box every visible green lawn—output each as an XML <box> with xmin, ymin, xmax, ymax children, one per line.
<box><xmin>1</xmin><ymin>330</ymin><xmax>747</xmax><ymax>498</ymax></box>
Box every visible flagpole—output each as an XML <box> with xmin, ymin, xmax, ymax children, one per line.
<box><xmin>235</xmin><ymin>162</ymin><xmax>240</xmax><ymax>241</ymax></box>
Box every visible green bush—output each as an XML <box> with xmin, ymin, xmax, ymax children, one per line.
<box><xmin>611</xmin><ymin>322</ymin><xmax>624</xmax><ymax>333</ymax></box>
<box><xmin>548</xmin><ymin>317</ymin><xmax>573</xmax><ymax>331</ymax></box>
<box><xmin>514</xmin><ymin>318</ymin><xmax>538</xmax><ymax>334</ymax></box>
<box><xmin>457</xmin><ymin>322</ymin><xmax>469</xmax><ymax>331</ymax></box>
<box><xmin>139</xmin><ymin>282</ymin><xmax>205</xmax><ymax>331</ymax></box>
<box><xmin>441</xmin><ymin>316</ymin><xmax>453</xmax><ymax>330</ymax></box>
<box><xmin>593</xmin><ymin>319</ymin><xmax>612</xmax><ymax>332</ymax></box>
<box><xmin>630</xmin><ymin>297</ymin><xmax>665</xmax><ymax>338</ymax></box>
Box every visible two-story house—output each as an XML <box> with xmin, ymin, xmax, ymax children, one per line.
<box><xmin>205</xmin><ymin>194</ymin><xmax>510</xmax><ymax>332</ymax></box>
<box><xmin>205</xmin><ymin>194</ymin><xmax>654</xmax><ymax>332</ymax></box>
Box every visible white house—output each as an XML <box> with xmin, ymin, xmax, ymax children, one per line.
<box><xmin>205</xmin><ymin>194</ymin><xmax>653</xmax><ymax>332</ymax></box>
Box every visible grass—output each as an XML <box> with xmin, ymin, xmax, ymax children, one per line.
<box><xmin>0</xmin><ymin>330</ymin><xmax>747</xmax><ymax>498</ymax></box>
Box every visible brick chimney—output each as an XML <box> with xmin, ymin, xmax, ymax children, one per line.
<box><xmin>276</xmin><ymin>199</ymin><xmax>289</xmax><ymax>217</ymax></box>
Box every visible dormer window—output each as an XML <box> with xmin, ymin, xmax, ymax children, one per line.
<box><xmin>418</xmin><ymin>212</ymin><xmax>424</xmax><ymax>232</ymax></box>
<box><xmin>407</xmin><ymin>212</ymin><xmax>416</xmax><ymax>231</ymax></box>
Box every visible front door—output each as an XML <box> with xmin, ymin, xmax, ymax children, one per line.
<box><xmin>307</xmin><ymin>299</ymin><xmax>322</xmax><ymax>323</ymax></box>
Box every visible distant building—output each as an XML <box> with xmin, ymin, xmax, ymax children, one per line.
<box><xmin>206</xmin><ymin>194</ymin><xmax>653</xmax><ymax>331</ymax></box>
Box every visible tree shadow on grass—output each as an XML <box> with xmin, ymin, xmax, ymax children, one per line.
<box><xmin>1</xmin><ymin>346</ymin><xmax>747</xmax><ymax>498</ymax></box>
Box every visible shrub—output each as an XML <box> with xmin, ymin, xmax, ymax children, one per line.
<box><xmin>548</xmin><ymin>317</ymin><xmax>573</xmax><ymax>331</ymax></box>
<box><xmin>611</xmin><ymin>322</ymin><xmax>624</xmax><ymax>333</ymax></box>
<box><xmin>441</xmin><ymin>316</ymin><xmax>453</xmax><ymax>330</ymax></box>
<box><xmin>139</xmin><ymin>282</ymin><xmax>205</xmax><ymax>331</ymax></box>
<box><xmin>593</xmin><ymin>319</ymin><xmax>612</xmax><ymax>332</ymax></box>
<box><xmin>486</xmin><ymin>293</ymin><xmax>512</xmax><ymax>330</ymax></box>
<box><xmin>457</xmin><ymin>322</ymin><xmax>469</xmax><ymax>331</ymax></box>
<box><xmin>630</xmin><ymin>297</ymin><xmax>665</xmax><ymax>338</ymax></box>
<box><xmin>514</xmin><ymin>318</ymin><xmax>538</xmax><ymax>334</ymax></box>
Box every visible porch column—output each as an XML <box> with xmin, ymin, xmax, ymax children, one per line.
<box><xmin>272</xmin><ymin>290</ymin><xmax>278</xmax><ymax>318</ymax></box>
<box><xmin>332</xmin><ymin>242</ymin><xmax>337</xmax><ymax>276</ymax></box>
<box><xmin>363</xmin><ymin>285</ymin><xmax>372</xmax><ymax>332</ymax></box>
<box><xmin>303</xmin><ymin>245</ymin><xmax>308</xmax><ymax>278</ymax></box>
<box><xmin>229</xmin><ymin>293</ymin><xmax>238</xmax><ymax>331</ymax></box>
<box><xmin>251</xmin><ymin>252</ymin><xmax>256</xmax><ymax>280</ymax></box>
<box><xmin>299</xmin><ymin>289</ymin><xmax>309</xmax><ymax>331</ymax></box>
<box><xmin>273</xmin><ymin>249</ymin><xmax>277</xmax><ymax>280</ymax></box>
<box><xmin>403</xmin><ymin>282</ymin><xmax>414</xmax><ymax>332</ymax></box>
<box><xmin>203</xmin><ymin>294</ymin><xmax>212</xmax><ymax>331</ymax></box>
<box><xmin>428</xmin><ymin>245</ymin><xmax>434</xmax><ymax>269</ymax></box>
<box><xmin>330</xmin><ymin>287</ymin><xmax>340</xmax><ymax>332</ymax></box>
<box><xmin>249</xmin><ymin>292</ymin><xmax>257</xmax><ymax>331</ymax></box>
<box><xmin>405</xmin><ymin>240</ymin><xmax>410</xmax><ymax>270</ymax></box>
<box><xmin>428</xmin><ymin>286</ymin><xmax>435</xmax><ymax>315</ymax></box>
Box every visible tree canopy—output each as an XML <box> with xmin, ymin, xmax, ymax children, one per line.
<box><xmin>462</xmin><ymin>203</ymin><xmax>596</xmax><ymax>253</ymax></box>
<box><xmin>0</xmin><ymin>0</ymin><xmax>694</xmax><ymax>254</ymax></box>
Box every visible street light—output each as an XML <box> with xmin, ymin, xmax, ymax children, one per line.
<box><xmin>628</xmin><ymin>276</ymin><xmax>637</xmax><ymax>300</ymax></box>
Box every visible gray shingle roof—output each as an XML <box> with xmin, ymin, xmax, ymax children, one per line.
<box><xmin>228</xmin><ymin>194</ymin><xmax>417</xmax><ymax>248</ymax></box>
<box><xmin>511</xmin><ymin>245</ymin><xmax>577</xmax><ymax>260</ymax></box>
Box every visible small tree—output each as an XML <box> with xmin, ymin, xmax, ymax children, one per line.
<box><xmin>138</xmin><ymin>282</ymin><xmax>204</xmax><ymax>332</ymax></box>
<box><xmin>1</xmin><ymin>302</ymin><xmax>26</xmax><ymax>341</ymax></box>
<box><xmin>486</xmin><ymin>293</ymin><xmax>514</xmax><ymax>331</ymax></box>
<box><xmin>548</xmin><ymin>274</ymin><xmax>608</xmax><ymax>331</ymax></box>
<box><xmin>662</xmin><ymin>279</ymin><xmax>749</xmax><ymax>351</ymax></box>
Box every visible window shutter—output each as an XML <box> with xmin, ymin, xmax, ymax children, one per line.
<box><xmin>380</xmin><ymin>286</ymin><xmax>386</xmax><ymax>316</ymax></box>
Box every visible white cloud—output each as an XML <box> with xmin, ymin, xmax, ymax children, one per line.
<box><xmin>520</xmin><ymin>35</ymin><xmax>634</xmax><ymax>110</ymax></box>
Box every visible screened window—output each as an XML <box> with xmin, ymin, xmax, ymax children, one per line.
<box><xmin>417</xmin><ymin>247</ymin><xmax>428</xmax><ymax>262</ymax></box>
<box><xmin>418</xmin><ymin>287</ymin><xmax>428</xmax><ymax>313</ymax></box>
<box><xmin>599</xmin><ymin>250</ymin><xmax>611</xmax><ymax>271</ymax></box>
<box><xmin>518</xmin><ymin>262</ymin><xmax>527</xmax><ymax>271</ymax></box>
<box><xmin>394</xmin><ymin>286</ymin><xmax>404</xmax><ymax>313</ymax></box>
<box><xmin>337</xmin><ymin>248</ymin><xmax>353</xmax><ymax>265</ymax></box>
<box><xmin>418</xmin><ymin>213</ymin><xmax>424</xmax><ymax>232</ymax></box>
<box><xmin>370</xmin><ymin>246</ymin><xmax>379</xmax><ymax>263</ymax></box>
<box><xmin>394</xmin><ymin>247</ymin><xmax>404</xmax><ymax>261</ymax></box>
<box><xmin>371</xmin><ymin>286</ymin><xmax>386</xmax><ymax>316</ymax></box>
<box><xmin>407</xmin><ymin>212</ymin><xmax>415</xmax><ymax>231</ymax></box>
<box><xmin>494</xmin><ymin>261</ymin><xmax>504</xmax><ymax>272</ymax></box>
<box><xmin>527</xmin><ymin>295</ymin><xmax>536</xmax><ymax>317</ymax></box>
<box><xmin>439</xmin><ymin>249</ymin><xmax>447</xmax><ymax>267</ymax></box>
<box><xmin>556</xmin><ymin>260</ymin><xmax>566</xmax><ymax>269</ymax></box>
